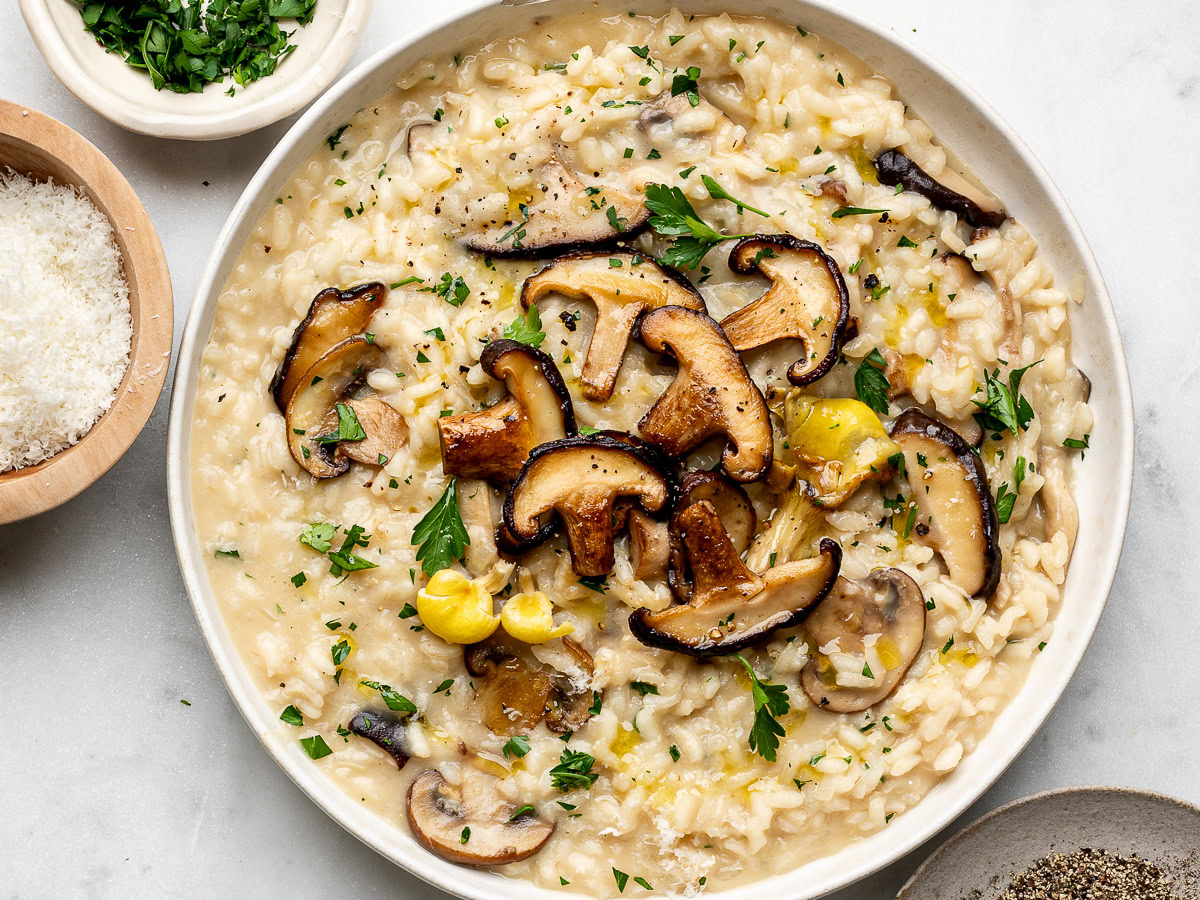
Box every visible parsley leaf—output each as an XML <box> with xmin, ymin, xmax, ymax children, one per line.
<box><xmin>300</xmin><ymin>735</ymin><xmax>332</xmax><ymax>760</ymax></box>
<box><xmin>669</xmin><ymin>65</ymin><xmax>701</xmax><ymax>106</ymax></box>
<box><xmin>279</xmin><ymin>705</ymin><xmax>304</xmax><ymax>726</ymax></box>
<box><xmin>502</xmin><ymin>305</ymin><xmax>546</xmax><ymax>348</ymax></box>
<box><xmin>630</xmin><ymin>681</ymin><xmax>659</xmax><ymax>696</ymax></box>
<box><xmin>613</xmin><ymin>869</ymin><xmax>630</xmax><ymax>892</ymax></box>
<box><xmin>701</xmin><ymin>174</ymin><xmax>769</xmax><ymax>218</ymax></box>
<box><xmin>972</xmin><ymin>362</ymin><xmax>1040</xmax><ymax>435</ymax></box>
<box><xmin>549</xmin><ymin>749</ymin><xmax>599</xmax><ymax>791</ymax></box>
<box><xmin>358</xmin><ymin>680</ymin><xmax>418</xmax><ymax>713</ymax></box>
<box><xmin>854</xmin><ymin>348</ymin><xmax>891</xmax><ymax>415</ymax></box>
<box><xmin>503</xmin><ymin>735</ymin><xmax>531</xmax><ymax>759</ymax></box>
<box><xmin>411</xmin><ymin>478</ymin><xmax>470</xmax><ymax>576</ymax></box>
<box><xmin>735</xmin><ymin>654</ymin><xmax>790</xmax><ymax>762</ymax></box>
<box><xmin>299</xmin><ymin>522</ymin><xmax>336</xmax><ymax>554</ymax></box>
<box><xmin>578</xmin><ymin>574</ymin><xmax>608</xmax><ymax>593</ymax></box>
<box><xmin>831</xmin><ymin>206</ymin><xmax>889</xmax><ymax>218</ymax></box>
<box><xmin>644</xmin><ymin>182</ymin><xmax>750</xmax><ymax>269</ymax></box>
<box><xmin>314</xmin><ymin>402</ymin><xmax>366</xmax><ymax>444</ymax></box>
<box><xmin>423</xmin><ymin>272</ymin><xmax>470</xmax><ymax>307</ymax></box>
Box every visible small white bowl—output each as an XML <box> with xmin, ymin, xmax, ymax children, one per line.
<box><xmin>167</xmin><ymin>1</ymin><xmax>1135</xmax><ymax>897</ymax></box>
<box><xmin>18</xmin><ymin>0</ymin><xmax>373</xmax><ymax>141</ymax></box>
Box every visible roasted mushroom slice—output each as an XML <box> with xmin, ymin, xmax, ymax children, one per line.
<box><xmin>800</xmin><ymin>569</ymin><xmax>926</xmax><ymax>712</ymax></box>
<box><xmin>630</xmin><ymin>501</ymin><xmax>841</xmax><ymax>656</ymax></box>
<box><xmin>522</xmin><ymin>250</ymin><xmax>705</xmax><ymax>402</ymax></box>
<box><xmin>312</xmin><ymin>395</ymin><xmax>408</xmax><ymax>467</ymax></box>
<box><xmin>628</xmin><ymin>509</ymin><xmax>671</xmax><ymax>582</ymax></box>
<box><xmin>465</xmin><ymin>633</ymin><xmax>595</xmax><ymax>736</ymax></box>
<box><xmin>783</xmin><ymin>394</ymin><xmax>899</xmax><ymax>506</ymax></box>
<box><xmin>439</xmin><ymin>339</ymin><xmax>576</xmax><ymax>485</ymax></box>
<box><xmin>348</xmin><ymin>708</ymin><xmax>411</xmax><ymax>768</ymax></box>
<box><xmin>285</xmin><ymin>336</ymin><xmax>384</xmax><ymax>478</ymax></box>
<box><xmin>637</xmin><ymin>306</ymin><xmax>773</xmax><ymax>483</ymax></box>
<box><xmin>503</xmin><ymin>435</ymin><xmax>672</xmax><ymax>576</ymax></box>
<box><xmin>667</xmin><ymin>470</ymin><xmax>756</xmax><ymax>602</ymax></box>
<box><xmin>470</xmin><ymin>157</ymin><xmax>649</xmax><ymax>257</ymax></box>
<box><xmin>891</xmin><ymin>409</ymin><xmax>1001</xmax><ymax>598</ymax></box>
<box><xmin>638</xmin><ymin>91</ymin><xmax>745</xmax><ymax>154</ymax></box>
<box><xmin>720</xmin><ymin>235</ymin><xmax>850</xmax><ymax>387</ymax></box>
<box><xmin>874</xmin><ymin>149</ymin><xmax>1006</xmax><ymax>229</ymax></box>
<box><xmin>270</xmin><ymin>283</ymin><xmax>385</xmax><ymax>411</ymax></box>
<box><xmin>407</xmin><ymin>767</ymin><xmax>553</xmax><ymax>865</ymax></box>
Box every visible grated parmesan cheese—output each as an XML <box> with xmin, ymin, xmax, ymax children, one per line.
<box><xmin>0</xmin><ymin>170</ymin><xmax>132</xmax><ymax>473</ymax></box>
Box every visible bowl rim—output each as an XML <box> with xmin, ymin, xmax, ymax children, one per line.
<box><xmin>0</xmin><ymin>99</ymin><xmax>173</xmax><ymax>524</ymax></box>
<box><xmin>16</xmin><ymin>0</ymin><xmax>374</xmax><ymax>141</ymax></box>
<box><xmin>166</xmin><ymin>2</ymin><xmax>1136</xmax><ymax>897</ymax></box>
<box><xmin>896</xmin><ymin>785</ymin><xmax>1200</xmax><ymax>898</ymax></box>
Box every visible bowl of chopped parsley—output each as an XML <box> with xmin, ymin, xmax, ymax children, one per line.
<box><xmin>18</xmin><ymin>0</ymin><xmax>373</xmax><ymax>140</ymax></box>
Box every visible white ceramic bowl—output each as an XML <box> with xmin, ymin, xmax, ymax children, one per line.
<box><xmin>18</xmin><ymin>0</ymin><xmax>373</xmax><ymax>140</ymax></box>
<box><xmin>166</xmin><ymin>1</ymin><xmax>1135</xmax><ymax>896</ymax></box>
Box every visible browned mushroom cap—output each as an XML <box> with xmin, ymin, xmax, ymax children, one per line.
<box><xmin>891</xmin><ymin>410</ymin><xmax>1001</xmax><ymax>598</ymax></box>
<box><xmin>637</xmin><ymin>306</ymin><xmax>773</xmax><ymax>483</ymax></box>
<box><xmin>667</xmin><ymin>471</ymin><xmax>756</xmax><ymax>602</ymax></box>
<box><xmin>720</xmin><ymin>235</ymin><xmax>851</xmax><ymax>387</ymax></box>
<box><xmin>503</xmin><ymin>435</ymin><xmax>672</xmax><ymax>576</ymax></box>
<box><xmin>285</xmin><ymin>336</ymin><xmax>384</xmax><ymax>478</ymax></box>
<box><xmin>629</xmin><ymin>501</ymin><xmax>841</xmax><ymax>657</ymax></box>
<box><xmin>270</xmin><ymin>283</ymin><xmax>385</xmax><ymax>411</ymax></box>
<box><xmin>313</xmin><ymin>395</ymin><xmax>409</xmax><ymax>467</ymax></box>
<box><xmin>439</xmin><ymin>339</ymin><xmax>576</xmax><ymax>486</ymax></box>
<box><xmin>638</xmin><ymin>91</ymin><xmax>745</xmax><ymax>154</ymax></box>
<box><xmin>522</xmin><ymin>250</ymin><xmax>705</xmax><ymax>402</ymax></box>
<box><xmin>628</xmin><ymin>509</ymin><xmax>671</xmax><ymax>582</ymax></box>
<box><xmin>464</xmin><ymin>633</ymin><xmax>595</xmax><ymax>736</ymax></box>
<box><xmin>800</xmin><ymin>569</ymin><xmax>926</xmax><ymax>712</ymax></box>
<box><xmin>469</xmin><ymin>158</ymin><xmax>650</xmax><ymax>257</ymax></box>
<box><xmin>349</xmin><ymin>708</ymin><xmax>411</xmax><ymax>768</ymax></box>
<box><xmin>406</xmin><ymin>767</ymin><xmax>554</xmax><ymax>865</ymax></box>
<box><xmin>875</xmin><ymin>150</ymin><xmax>1006</xmax><ymax>229</ymax></box>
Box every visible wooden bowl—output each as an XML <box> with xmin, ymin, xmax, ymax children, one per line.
<box><xmin>0</xmin><ymin>100</ymin><xmax>172</xmax><ymax>524</ymax></box>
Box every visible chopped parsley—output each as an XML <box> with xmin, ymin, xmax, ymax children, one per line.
<box><xmin>300</xmin><ymin>734</ymin><xmax>332</xmax><ymax>760</ymax></box>
<box><xmin>411</xmin><ymin>477</ymin><xmax>470</xmax><ymax>576</ymax></box>
<box><xmin>831</xmin><ymin>206</ymin><xmax>889</xmax><ymax>218</ymax></box>
<box><xmin>972</xmin><ymin>362</ymin><xmax>1040</xmax><ymax>435</ymax></box>
<box><xmin>701</xmin><ymin>174</ymin><xmax>769</xmax><ymax>217</ymax></box>
<box><xmin>502</xmin><ymin>305</ymin><xmax>546</xmax><ymax>348</ymax></box>
<box><xmin>279</xmin><ymin>705</ymin><xmax>304</xmax><ymax>726</ymax></box>
<box><xmin>422</xmin><ymin>272</ymin><xmax>470</xmax><ymax>307</ymax></box>
<box><xmin>503</xmin><ymin>735</ymin><xmax>531</xmax><ymax>759</ymax></box>
<box><xmin>549</xmin><ymin>749</ymin><xmax>599</xmax><ymax>791</ymax></box>
<box><xmin>578</xmin><ymin>574</ymin><xmax>609</xmax><ymax>593</ymax></box>
<box><xmin>630</xmin><ymin>681</ymin><xmax>659</xmax><ymax>696</ymax></box>
<box><xmin>669</xmin><ymin>65</ymin><xmax>701</xmax><ymax>107</ymax></box>
<box><xmin>359</xmin><ymin>680</ymin><xmax>417</xmax><ymax>713</ymax></box>
<box><xmin>735</xmin><ymin>654</ymin><xmax>789</xmax><ymax>762</ymax></box>
<box><xmin>854</xmin><ymin>348</ymin><xmax>891</xmax><ymax>415</ymax></box>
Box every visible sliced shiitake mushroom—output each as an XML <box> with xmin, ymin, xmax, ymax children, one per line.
<box><xmin>629</xmin><ymin>501</ymin><xmax>841</xmax><ymax>657</ymax></box>
<box><xmin>285</xmin><ymin>336</ymin><xmax>383</xmax><ymax>478</ymax></box>
<box><xmin>628</xmin><ymin>509</ymin><xmax>671</xmax><ymax>582</ymax></box>
<box><xmin>638</xmin><ymin>91</ymin><xmax>745</xmax><ymax>154</ymax></box>
<box><xmin>522</xmin><ymin>250</ymin><xmax>705</xmax><ymax>402</ymax></box>
<box><xmin>470</xmin><ymin>158</ymin><xmax>649</xmax><ymax>257</ymax></box>
<box><xmin>348</xmin><ymin>708</ymin><xmax>411</xmax><ymax>768</ymax></box>
<box><xmin>312</xmin><ymin>395</ymin><xmax>408</xmax><ymax>467</ymax></box>
<box><xmin>270</xmin><ymin>283</ymin><xmax>385</xmax><ymax>410</ymax></box>
<box><xmin>667</xmin><ymin>470</ymin><xmax>756</xmax><ymax>602</ymax></box>
<box><xmin>439</xmin><ymin>339</ymin><xmax>576</xmax><ymax>486</ymax></box>
<box><xmin>891</xmin><ymin>409</ymin><xmax>1001</xmax><ymax>598</ymax></box>
<box><xmin>464</xmin><ymin>633</ymin><xmax>595</xmax><ymax>736</ymax></box>
<box><xmin>503</xmin><ymin>434</ymin><xmax>672</xmax><ymax>577</ymax></box>
<box><xmin>720</xmin><ymin>235</ymin><xmax>850</xmax><ymax>387</ymax></box>
<box><xmin>800</xmin><ymin>569</ymin><xmax>926</xmax><ymax>712</ymax></box>
<box><xmin>407</xmin><ymin>767</ymin><xmax>553</xmax><ymax>865</ymax></box>
<box><xmin>874</xmin><ymin>149</ymin><xmax>1006</xmax><ymax>229</ymax></box>
<box><xmin>637</xmin><ymin>305</ymin><xmax>773</xmax><ymax>483</ymax></box>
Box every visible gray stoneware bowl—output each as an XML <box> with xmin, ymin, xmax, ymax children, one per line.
<box><xmin>166</xmin><ymin>0</ymin><xmax>1136</xmax><ymax>897</ymax></box>
<box><xmin>898</xmin><ymin>786</ymin><xmax>1200</xmax><ymax>899</ymax></box>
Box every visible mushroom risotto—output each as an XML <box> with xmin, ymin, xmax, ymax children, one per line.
<box><xmin>190</xmin><ymin>9</ymin><xmax>1092</xmax><ymax>896</ymax></box>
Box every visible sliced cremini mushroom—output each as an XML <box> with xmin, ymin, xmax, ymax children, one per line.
<box><xmin>285</xmin><ymin>336</ymin><xmax>383</xmax><ymax>478</ymax></box>
<box><xmin>783</xmin><ymin>394</ymin><xmax>899</xmax><ymax>506</ymax></box>
<box><xmin>638</xmin><ymin>91</ymin><xmax>745</xmax><ymax>154</ymax></box>
<box><xmin>891</xmin><ymin>409</ymin><xmax>1001</xmax><ymax>598</ymax></box>
<box><xmin>522</xmin><ymin>250</ymin><xmax>705</xmax><ymax>402</ymax></box>
<box><xmin>439</xmin><ymin>339</ymin><xmax>576</xmax><ymax>486</ymax></box>
<box><xmin>628</xmin><ymin>509</ymin><xmax>671</xmax><ymax>582</ymax></box>
<box><xmin>874</xmin><ymin>149</ymin><xmax>1006</xmax><ymax>229</ymax></box>
<box><xmin>469</xmin><ymin>157</ymin><xmax>650</xmax><ymax>257</ymax></box>
<box><xmin>667</xmin><ymin>470</ymin><xmax>756</xmax><ymax>602</ymax></box>
<box><xmin>313</xmin><ymin>395</ymin><xmax>408</xmax><ymax>467</ymax></box>
<box><xmin>800</xmin><ymin>569</ymin><xmax>926</xmax><ymax>712</ymax></box>
<box><xmin>270</xmin><ymin>282</ymin><xmax>385</xmax><ymax>411</ymax></box>
<box><xmin>503</xmin><ymin>434</ymin><xmax>672</xmax><ymax>576</ymax></box>
<box><xmin>464</xmin><ymin>633</ymin><xmax>594</xmax><ymax>736</ymax></box>
<box><xmin>637</xmin><ymin>305</ymin><xmax>773</xmax><ymax>483</ymax></box>
<box><xmin>348</xmin><ymin>708</ymin><xmax>411</xmax><ymax>768</ymax></box>
<box><xmin>720</xmin><ymin>235</ymin><xmax>850</xmax><ymax>387</ymax></box>
<box><xmin>629</xmin><ymin>501</ymin><xmax>841</xmax><ymax>657</ymax></box>
<box><xmin>407</xmin><ymin>767</ymin><xmax>554</xmax><ymax>865</ymax></box>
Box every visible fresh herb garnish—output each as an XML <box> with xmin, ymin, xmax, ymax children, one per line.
<box><xmin>643</xmin><ymin>182</ymin><xmax>750</xmax><ymax>269</ymax></box>
<box><xmin>502</xmin><ymin>305</ymin><xmax>546</xmax><ymax>348</ymax></box>
<box><xmin>359</xmin><ymin>680</ymin><xmax>418</xmax><ymax>713</ymax></box>
<box><xmin>330</xmin><ymin>638</ymin><xmax>351</xmax><ymax>666</ymax></box>
<box><xmin>214</xmin><ymin>548</ymin><xmax>240</xmax><ymax>559</ymax></box>
<box><xmin>505</xmin><ymin>805</ymin><xmax>535</xmax><ymax>823</ymax></box>
<box><xmin>613</xmin><ymin>869</ymin><xmax>629</xmax><ymax>893</ymax></box>
<box><xmin>314</xmin><ymin>402</ymin><xmax>366</xmax><ymax>444</ymax></box>
<box><xmin>422</xmin><ymin>272</ymin><xmax>470</xmax><ymax>307</ymax></box>
<box><xmin>972</xmin><ymin>362</ymin><xmax>1040</xmax><ymax>435</ymax></box>
<box><xmin>854</xmin><ymin>348</ymin><xmax>891</xmax><ymax>415</ymax></box>
<box><xmin>280</xmin><ymin>705</ymin><xmax>304</xmax><ymax>726</ymax></box>
<box><xmin>734</xmin><ymin>654</ymin><xmax>790</xmax><ymax>762</ymax></box>
<box><xmin>1063</xmin><ymin>434</ymin><xmax>1090</xmax><ymax>456</ymax></box>
<box><xmin>503</xmin><ymin>735</ymin><xmax>531</xmax><ymax>759</ymax></box>
<box><xmin>831</xmin><ymin>206</ymin><xmax>889</xmax><ymax>218</ymax></box>
<box><xmin>630</xmin><ymin>681</ymin><xmax>659</xmax><ymax>696</ymax></box>
<box><xmin>549</xmin><ymin>749</ymin><xmax>599</xmax><ymax>791</ymax></box>
<box><xmin>300</xmin><ymin>734</ymin><xmax>332</xmax><ymax>760</ymax></box>
<box><xmin>578</xmin><ymin>574</ymin><xmax>609</xmax><ymax>593</ymax></box>
<box><xmin>669</xmin><ymin>745</ymin><xmax>680</xmax><ymax>762</ymax></box>
<box><xmin>701</xmin><ymin>174</ymin><xmax>769</xmax><ymax>217</ymax></box>
<box><xmin>994</xmin><ymin>456</ymin><xmax>1027</xmax><ymax>525</ymax></box>
<box><xmin>411</xmin><ymin>478</ymin><xmax>470</xmax><ymax>576</ymax></box>
<box><xmin>669</xmin><ymin>65</ymin><xmax>701</xmax><ymax>106</ymax></box>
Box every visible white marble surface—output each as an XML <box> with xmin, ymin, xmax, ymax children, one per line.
<box><xmin>1</xmin><ymin>1</ymin><xmax>1198</xmax><ymax>896</ymax></box>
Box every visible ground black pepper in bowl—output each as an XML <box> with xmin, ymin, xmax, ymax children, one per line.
<box><xmin>999</xmin><ymin>848</ymin><xmax>1176</xmax><ymax>899</ymax></box>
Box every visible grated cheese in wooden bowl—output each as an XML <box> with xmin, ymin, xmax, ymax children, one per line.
<box><xmin>0</xmin><ymin>169</ymin><xmax>132</xmax><ymax>474</ymax></box>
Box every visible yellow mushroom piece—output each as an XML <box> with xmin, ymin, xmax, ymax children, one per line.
<box><xmin>784</xmin><ymin>394</ymin><xmax>900</xmax><ymax>506</ymax></box>
<box><xmin>417</xmin><ymin>569</ymin><xmax>500</xmax><ymax>644</ymax></box>
<box><xmin>500</xmin><ymin>591</ymin><xmax>574</xmax><ymax>644</ymax></box>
